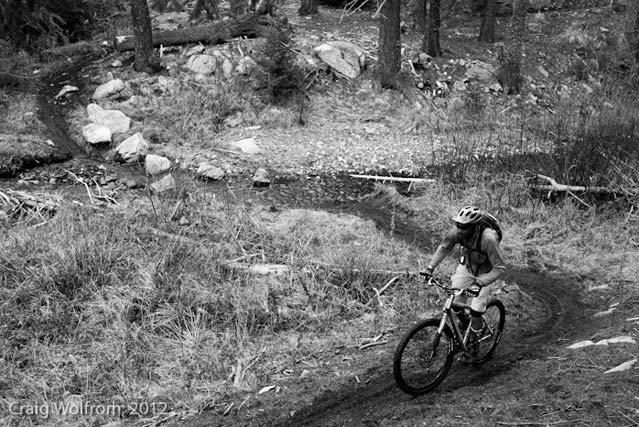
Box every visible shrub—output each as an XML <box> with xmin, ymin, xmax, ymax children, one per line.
<box><xmin>252</xmin><ymin>27</ymin><xmax>306</xmax><ymax>105</ymax></box>
<box><xmin>0</xmin><ymin>0</ymin><xmax>94</xmax><ymax>50</ymax></box>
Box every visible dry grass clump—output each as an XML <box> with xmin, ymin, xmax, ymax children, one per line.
<box><xmin>0</xmin><ymin>92</ymin><xmax>47</xmax><ymax>135</ymax></box>
<box><xmin>0</xmin><ymin>188</ymin><xmax>423</xmax><ymax>426</ymax></box>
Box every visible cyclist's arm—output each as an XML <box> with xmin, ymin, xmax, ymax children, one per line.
<box><xmin>428</xmin><ymin>228</ymin><xmax>457</xmax><ymax>269</ymax></box>
<box><xmin>475</xmin><ymin>230</ymin><xmax>505</xmax><ymax>286</ymax></box>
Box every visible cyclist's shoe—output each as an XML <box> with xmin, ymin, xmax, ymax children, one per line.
<box><xmin>459</xmin><ymin>331</ymin><xmax>481</xmax><ymax>364</ymax></box>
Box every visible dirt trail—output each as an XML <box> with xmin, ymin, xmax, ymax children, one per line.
<box><xmin>253</xmin><ymin>234</ymin><xmax>594</xmax><ymax>427</ymax></box>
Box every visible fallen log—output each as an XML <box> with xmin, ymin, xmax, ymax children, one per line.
<box><xmin>114</xmin><ymin>12</ymin><xmax>274</xmax><ymax>51</ymax></box>
<box><xmin>40</xmin><ymin>41</ymin><xmax>110</xmax><ymax>61</ymax></box>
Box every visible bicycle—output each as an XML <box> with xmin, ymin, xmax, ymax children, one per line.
<box><xmin>393</xmin><ymin>273</ymin><xmax>506</xmax><ymax>395</ymax></box>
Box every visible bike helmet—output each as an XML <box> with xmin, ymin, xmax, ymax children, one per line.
<box><xmin>452</xmin><ymin>206</ymin><xmax>482</xmax><ymax>225</ymax></box>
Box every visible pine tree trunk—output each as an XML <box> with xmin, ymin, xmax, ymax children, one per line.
<box><xmin>422</xmin><ymin>0</ymin><xmax>441</xmax><ymax>57</ymax></box>
<box><xmin>378</xmin><ymin>0</ymin><xmax>401</xmax><ymax>88</ymax></box>
<box><xmin>298</xmin><ymin>0</ymin><xmax>318</xmax><ymax>16</ymax></box>
<box><xmin>478</xmin><ymin>0</ymin><xmax>496</xmax><ymax>42</ymax></box>
<box><xmin>498</xmin><ymin>0</ymin><xmax>526</xmax><ymax>94</ymax></box>
<box><xmin>130</xmin><ymin>0</ymin><xmax>159</xmax><ymax>72</ymax></box>
<box><xmin>414</xmin><ymin>0</ymin><xmax>426</xmax><ymax>33</ymax></box>
<box><xmin>634</xmin><ymin>3</ymin><xmax>639</xmax><ymax>63</ymax></box>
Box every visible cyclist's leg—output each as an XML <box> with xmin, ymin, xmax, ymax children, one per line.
<box><xmin>469</xmin><ymin>288</ymin><xmax>490</xmax><ymax>336</ymax></box>
<box><xmin>451</xmin><ymin>265</ymin><xmax>475</xmax><ymax>329</ymax></box>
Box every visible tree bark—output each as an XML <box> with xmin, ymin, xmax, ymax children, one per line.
<box><xmin>298</xmin><ymin>0</ymin><xmax>318</xmax><ymax>16</ymax></box>
<box><xmin>422</xmin><ymin>0</ymin><xmax>441</xmax><ymax>57</ymax></box>
<box><xmin>414</xmin><ymin>0</ymin><xmax>426</xmax><ymax>33</ymax></box>
<box><xmin>633</xmin><ymin>3</ymin><xmax>639</xmax><ymax>63</ymax></box>
<box><xmin>478</xmin><ymin>0</ymin><xmax>496</xmax><ymax>43</ymax></box>
<box><xmin>498</xmin><ymin>0</ymin><xmax>526</xmax><ymax>94</ymax></box>
<box><xmin>115</xmin><ymin>12</ymin><xmax>273</xmax><ymax>51</ymax></box>
<box><xmin>377</xmin><ymin>0</ymin><xmax>401</xmax><ymax>88</ymax></box>
<box><xmin>129</xmin><ymin>0</ymin><xmax>160</xmax><ymax>72</ymax></box>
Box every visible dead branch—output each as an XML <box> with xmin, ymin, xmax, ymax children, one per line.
<box><xmin>65</xmin><ymin>170</ymin><xmax>118</xmax><ymax>205</ymax></box>
<box><xmin>530</xmin><ymin>173</ymin><xmax>637</xmax><ymax>207</ymax></box>
<box><xmin>350</xmin><ymin>174</ymin><xmax>435</xmax><ymax>184</ymax></box>
<box><xmin>0</xmin><ymin>188</ymin><xmax>60</xmax><ymax>222</ymax></box>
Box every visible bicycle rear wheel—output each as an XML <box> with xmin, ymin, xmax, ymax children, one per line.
<box><xmin>393</xmin><ymin>319</ymin><xmax>454</xmax><ymax>395</ymax></box>
<box><xmin>472</xmin><ymin>299</ymin><xmax>506</xmax><ymax>364</ymax></box>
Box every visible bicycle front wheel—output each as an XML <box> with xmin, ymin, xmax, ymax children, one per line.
<box><xmin>393</xmin><ymin>319</ymin><xmax>454</xmax><ymax>395</ymax></box>
<box><xmin>473</xmin><ymin>299</ymin><xmax>506</xmax><ymax>364</ymax></box>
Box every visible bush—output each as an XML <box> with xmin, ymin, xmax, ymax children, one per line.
<box><xmin>0</xmin><ymin>0</ymin><xmax>95</xmax><ymax>50</ymax></box>
<box><xmin>252</xmin><ymin>27</ymin><xmax>306</xmax><ymax>105</ymax></box>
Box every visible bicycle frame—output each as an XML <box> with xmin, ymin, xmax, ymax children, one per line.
<box><xmin>427</xmin><ymin>276</ymin><xmax>477</xmax><ymax>352</ymax></box>
<box><xmin>436</xmin><ymin>291</ymin><xmax>474</xmax><ymax>351</ymax></box>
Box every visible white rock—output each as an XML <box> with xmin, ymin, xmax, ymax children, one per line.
<box><xmin>145</xmin><ymin>154</ymin><xmax>171</xmax><ymax>176</ymax></box>
<box><xmin>151</xmin><ymin>174</ymin><xmax>176</xmax><ymax>193</ymax></box>
<box><xmin>92</xmin><ymin>79</ymin><xmax>125</xmax><ymax>99</ymax></box>
<box><xmin>314</xmin><ymin>43</ymin><xmax>361</xmax><ymax>79</ymax></box>
<box><xmin>229</xmin><ymin>137</ymin><xmax>260</xmax><ymax>155</ymax></box>
<box><xmin>186</xmin><ymin>54</ymin><xmax>217</xmax><ymax>74</ymax></box>
<box><xmin>252</xmin><ymin>167</ymin><xmax>270</xmax><ymax>187</ymax></box>
<box><xmin>185</xmin><ymin>44</ymin><xmax>206</xmax><ymax>56</ymax></box>
<box><xmin>82</xmin><ymin>123</ymin><xmax>112</xmax><ymax>144</ymax></box>
<box><xmin>604</xmin><ymin>359</ymin><xmax>637</xmax><ymax>374</ymax></box>
<box><xmin>327</xmin><ymin>41</ymin><xmax>366</xmax><ymax>67</ymax></box>
<box><xmin>87</xmin><ymin>103</ymin><xmax>131</xmax><ymax>134</ymax></box>
<box><xmin>115</xmin><ymin>133</ymin><xmax>148</xmax><ymax>163</ymax></box>
<box><xmin>465</xmin><ymin>61</ymin><xmax>498</xmax><ymax>84</ymax></box>
<box><xmin>221</xmin><ymin>58</ymin><xmax>234</xmax><ymax>79</ymax></box>
<box><xmin>236</xmin><ymin>57</ymin><xmax>257</xmax><ymax>75</ymax></box>
<box><xmin>197</xmin><ymin>163</ymin><xmax>225</xmax><ymax>180</ymax></box>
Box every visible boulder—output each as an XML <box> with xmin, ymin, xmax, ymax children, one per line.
<box><xmin>314</xmin><ymin>41</ymin><xmax>364</xmax><ymax>79</ymax></box>
<box><xmin>87</xmin><ymin>103</ymin><xmax>131</xmax><ymax>134</ymax></box>
<box><xmin>252</xmin><ymin>167</ymin><xmax>270</xmax><ymax>187</ymax></box>
<box><xmin>221</xmin><ymin>58</ymin><xmax>234</xmax><ymax>79</ymax></box>
<box><xmin>197</xmin><ymin>163</ymin><xmax>225</xmax><ymax>180</ymax></box>
<box><xmin>186</xmin><ymin>54</ymin><xmax>217</xmax><ymax>74</ymax></box>
<box><xmin>151</xmin><ymin>174</ymin><xmax>177</xmax><ymax>193</ymax></box>
<box><xmin>92</xmin><ymin>79</ymin><xmax>125</xmax><ymax>100</ymax></box>
<box><xmin>82</xmin><ymin>123</ymin><xmax>112</xmax><ymax>145</ymax></box>
<box><xmin>115</xmin><ymin>133</ymin><xmax>148</xmax><ymax>163</ymax></box>
<box><xmin>229</xmin><ymin>137</ymin><xmax>260</xmax><ymax>155</ymax></box>
<box><xmin>145</xmin><ymin>154</ymin><xmax>172</xmax><ymax>176</ymax></box>
<box><xmin>236</xmin><ymin>57</ymin><xmax>257</xmax><ymax>75</ymax></box>
<box><xmin>465</xmin><ymin>61</ymin><xmax>498</xmax><ymax>85</ymax></box>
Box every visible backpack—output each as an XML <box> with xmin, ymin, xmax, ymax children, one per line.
<box><xmin>477</xmin><ymin>212</ymin><xmax>503</xmax><ymax>243</ymax></box>
<box><xmin>459</xmin><ymin>212</ymin><xmax>503</xmax><ymax>274</ymax></box>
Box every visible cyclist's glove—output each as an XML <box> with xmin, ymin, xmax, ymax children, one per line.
<box><xmin>466</xmin><ymin>282</ymin><xmax>482</xmax><ymax>297</ymax></box>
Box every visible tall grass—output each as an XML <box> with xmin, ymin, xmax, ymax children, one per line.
<box><xmin>0</xmin><ymin>186</ymin><xmax>422</xmax><ymax>425</ymax></box>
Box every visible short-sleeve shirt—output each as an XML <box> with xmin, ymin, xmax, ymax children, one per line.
<box><xmin>439</xmin><ymin>227</ymin><xmax>504</xmax><ymax>275</ymax></box>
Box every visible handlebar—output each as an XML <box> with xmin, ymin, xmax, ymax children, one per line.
<box><xmin>423</xmin><ymin>274</ymin><xmax>481</xmax><ymax>297</ymax></box>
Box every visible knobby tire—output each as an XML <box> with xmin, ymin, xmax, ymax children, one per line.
<box><xmin>471</xmin><ymin>299</ymin><xmax>506</xmax><ymax>364</ymax></box>
<box><xmin>393</xmin><ymin>319</ymin><xmax>454</xmax><ymax>396</ymax></box>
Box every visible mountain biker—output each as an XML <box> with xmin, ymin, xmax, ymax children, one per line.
<box><xmin>423</xmin><ymin>206</ymin><xmax>506</xmax><ymax>360</ymax></box>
